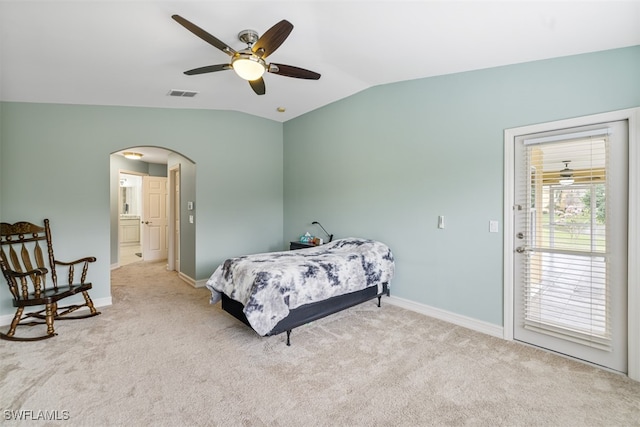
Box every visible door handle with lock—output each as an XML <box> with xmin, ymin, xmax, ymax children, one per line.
<box><xmin>142</xmin><ymin>221</ymin><xmax>152</xmax><ymax>225</ymax></box>
<box><xmin>517</xmin><ymin>232</ymin><xmax>525</xmax><ymax>239</ymax></box>
<box><xmin>515</xmin><ymin>246</ymin><xmax>527</xmax><ymax>253</ymax></box>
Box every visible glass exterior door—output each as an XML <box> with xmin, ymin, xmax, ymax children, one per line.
<box><xmin>513</xmin><ymin>121</ymin><xmax>628</xmax><ymax>372</ymax></box>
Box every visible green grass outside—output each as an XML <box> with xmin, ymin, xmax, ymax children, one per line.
<box><xmin>539</xmin><ymin>213</ymin><xmax>606</xmax><ymax>252</ymax></box>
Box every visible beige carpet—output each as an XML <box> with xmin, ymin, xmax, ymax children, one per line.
<box><xmin>1</xmin><ymin>260</ymin><xmax>639</xmax><ymax>426</ymax></box>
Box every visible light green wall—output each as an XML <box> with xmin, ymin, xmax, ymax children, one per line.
<box><xmin>2</xmin><ymin>46</ymin><xmax>638</xmax><ymax>327</ymax></box>
<box><xmin>168</xmin><ymin>151</ymin><xmax>197</xmax><ymax>278</ymax></box>
<box><xmin>0</xmin><ymin>102</ymin><xmax>3</xmax><ymax>218</ymax></box>
<box><xmin>283</xmin><ymin>46</ymin><xmax>640</xmax><ymax>326</ymax></box>
<box><xmin>0</xmin><ymin>103</ymin><xmax>283</xmax><ymax>314</ymax></box>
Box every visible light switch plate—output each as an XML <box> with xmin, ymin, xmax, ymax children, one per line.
<box><xmin>489</xmin><ymin>220</ymin><xmax>499</xmax><ymax>233</ymax></box>
<box><xmin>438</xmin><ymin>215</ymin><xmax>445</xmax><ymax>229</ymax></box>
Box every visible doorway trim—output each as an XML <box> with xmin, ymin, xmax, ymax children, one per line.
<box><xmin>168</xmin><ymin>164</ymin><xmax>180</xmax><ymax>273</ymax></box>
<box><xmin>503</xmin><ymin>107</ymin><xmax>640</xmax><ymax>381</ymax></box>
<box><xmin>117</xmin><ymin>169</ymin><xmax>148</xmax><ymax>267</ymax></box>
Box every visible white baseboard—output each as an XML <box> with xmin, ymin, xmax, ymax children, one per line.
<box><xmin>178</xmin><ymin>272</ymin><xmax>207</xmax><ymax>288</ymax></box>
<box><xmin>0</xmin><ymin>296</ymin><xmax>113</xmax><ymax>327</ymax></box>
<box><xmin>385</xmin><ymin>295</ymin><xmax>504</xmax><ymax>339</ymax></box>
<box><xmin>93</xmin><ymin>297</ymin><xmax>113</xmax><ymax>309</ymax></box>
<box><xmin>179</xmin><ymin>273</ymin><xmax>208</xmax><ymax>288</ymax></box>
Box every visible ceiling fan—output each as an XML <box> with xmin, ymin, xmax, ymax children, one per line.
<box><xmin>559</xmin><ymin>160</ymin><xmax>574</xmax><ymax>186</ymax></box>
<box><xmin>172</xmin><ymin>15</ymin><xmax>321</xmax><ymax>95</ymax></box>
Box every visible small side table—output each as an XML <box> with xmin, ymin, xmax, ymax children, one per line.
<box><xmin>290</xmin><ymin>241</ymin><xmax>316</xmax><ymax>250</ymax></box>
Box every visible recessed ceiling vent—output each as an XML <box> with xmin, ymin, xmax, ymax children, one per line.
<box><xmin>167</xmin><ymin>89</ymin><xmax>198</xmax><ymax>97</ymax></box>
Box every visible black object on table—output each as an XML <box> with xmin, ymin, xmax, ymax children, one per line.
<box><xmin>289</xmin><ymin>241</ymin><xmax>316</xmax><ymax>250</ymax></box>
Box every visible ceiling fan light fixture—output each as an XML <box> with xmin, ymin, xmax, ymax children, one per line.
<box><xmin>173</xmin><ymin>16</ymin><xmax>320</xmax><ymax>95</ymax></box>
<box><xmin>123</xmin><ymin>152</ymin><xmax>143</xmax><ymax>160</ymax></box>
<box><xmin>232</xmin><ymin>53</ymin><xmax>266</xmax><ymax>81</ymax></box>
<box><xmin>559</xmin><ymin>177</ymin><xmax>574</xmax><ymax>186</ymax></box>
<box><xmin>559</xmin><ymin>160</ymin><xmax>574</xmax><ymax>186</ymax></box>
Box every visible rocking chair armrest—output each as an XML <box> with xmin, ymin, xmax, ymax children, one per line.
<box><xmin>53</xmin><ymin>256</ymin><xmax>97</xmax><ymax>266</ymax></box>
<box><xmin>4</xmin><ymin>267</ymin><xmax>49</xmax><ymax>278</ymax></box>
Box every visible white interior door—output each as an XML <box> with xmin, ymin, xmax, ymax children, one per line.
<box><xmin>142</xmin><ymin>176</ymin><xmax>168</xmax><ymax>261</ymax></box>
<box><xmin>513</xmin><ymin>120</ymin><xmax>628</xmax><ymax>373</ymax></box>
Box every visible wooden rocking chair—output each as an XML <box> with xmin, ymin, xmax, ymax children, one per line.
<box><xmin>0</xmin><ymin>219</ymin><xmax>100</xmax><ymax>341</ymax></box>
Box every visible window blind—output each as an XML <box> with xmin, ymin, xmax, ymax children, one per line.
<box><xmin>519</xmin><ymin>131</ymin><xmax>611</xmax><ymax>350</ymax></box>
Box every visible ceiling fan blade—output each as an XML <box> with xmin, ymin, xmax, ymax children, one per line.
<box><xmin>184</xmin><ymin>64</ymin><xmax>232</xmax><ymax>75</ymax></box>
<box><xmin>172</xmin><ymin>15</ymin><xmax>236</xmax><ymax>56</ymax></box>
<box><xmin>268</xmin><ymin>63</ymin><xmax>321</xmax><ymax>80</ymax></box>
<box><xmin>252</xmin><ymin>20</ymin><xmax>293</xmax><ymax>59</ymax></box>
<box><xmin>249</xmin><ymin>78</ymin><xmax>266</xmax><ymax>95</ymax></box>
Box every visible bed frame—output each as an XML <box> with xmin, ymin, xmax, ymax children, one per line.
<box><xmin>221</xmin><ymin>282</ymin><xmax>390</xmax><ymax>346</ymax></box>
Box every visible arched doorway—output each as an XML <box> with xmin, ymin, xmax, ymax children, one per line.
<box><xmin>109</xmin><ymin>146</ymin><xmax>196</xmax><ymax>275</ymax></box>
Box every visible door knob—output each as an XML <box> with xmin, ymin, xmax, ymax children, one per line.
<box><xmin>516</xmin><ymin>246</ymin><xmax>527</xmax><ymax>253</ymax></box>
<box><xmin>517</xmin><ymin>232</ymin><xmax>525</xmax><ymax>239</ymax></box>
<box><xmin>142</xmin><ymin>221</ymin><xmax>152</xmax><ymax>225</ymax></box>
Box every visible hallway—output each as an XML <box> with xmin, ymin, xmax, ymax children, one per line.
<box><xmin>120</xmin><ymin>244</ymin><xmax>142</xmax><ymax>266</ymax></box>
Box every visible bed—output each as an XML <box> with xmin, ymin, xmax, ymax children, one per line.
<box><xmin>205</xmin><ymin>237</ymin><xmax>395</xmax><ymax>345</ymax></box>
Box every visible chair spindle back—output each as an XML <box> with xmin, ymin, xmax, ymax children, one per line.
<box><xmin>0</xmin><ymin>221</ymin><xmax>56</xmax><ymax>300</ymax></box>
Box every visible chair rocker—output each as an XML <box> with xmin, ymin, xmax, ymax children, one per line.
<box><xmin>0</xmin><ymin>219</ymin><xmax>100</xmax><ymax>341</ymax></box>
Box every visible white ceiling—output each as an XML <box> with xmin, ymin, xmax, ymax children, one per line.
<box><xmin>1</xmin><ymin>0</ymin><xmax>639</xmax><ymax>129</ymax></box>
<box><xmin>114</xmin><ymin>146</ymin><xmax>174</xmax><ymax>165</ymax></box>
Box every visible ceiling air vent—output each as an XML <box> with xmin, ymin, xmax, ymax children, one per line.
<box><xmin>168</xmin><ymin>89</ymin><xmax>198</xmax><ymax>97</ymax></box>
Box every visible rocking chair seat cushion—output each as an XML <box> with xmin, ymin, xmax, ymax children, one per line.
<box><xmin>16</xmin><ymin>282</ymin><xmax>93</xmax><ymax>307</ymax></box>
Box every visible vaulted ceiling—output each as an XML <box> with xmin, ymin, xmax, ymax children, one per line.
<box><xmin>1</xmin><ymin>1</ymin><xmax>639</xmax><ymax>123</ymax></box>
